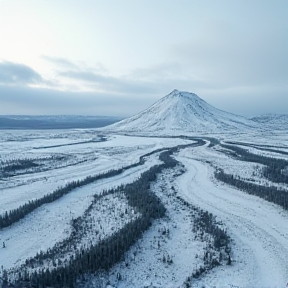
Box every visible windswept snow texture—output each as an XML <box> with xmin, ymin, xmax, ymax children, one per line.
<box><xmin>251</xmin><ymin>114</ymin><xmax>288</xmax><ymax>130</ymax></box>
<box><xmin>176</xmin><ymin>147</ymin><xmax>288</xmax><ymax>288</ymax></box>
<box><xmin>0</xmin><ymin>130</ymin><xmax>191</xmax><ymax>270</ymax></box>
<box><xmin>103</xmin><ymin>90</ymin><xmax>259</xmax><ymax>134</ymax></box>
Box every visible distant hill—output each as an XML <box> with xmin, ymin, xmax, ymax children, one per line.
<box><xmin>251</xmin><ymin>114</ymin><xmax>288</xmax><ymax>128</ymax></box>
<box><xmin>0</xmin><ymin>115</ymin><xmax>123</xmax><ymax>129</ymax></box>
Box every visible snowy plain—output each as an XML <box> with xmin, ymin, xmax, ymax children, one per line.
<box><xmin>0</xmin><ymin>128</ymin><xmax>288</xmax><ymax>288</ymax></box>
<box><xmin>0</xmin><ymin>131</ymin><xmax>190</xmax><ymax>213</ymax></box>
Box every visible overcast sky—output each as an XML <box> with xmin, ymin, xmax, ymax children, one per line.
<box><xmin>0</xmin><ymin>0</ymin><xmax>287</xmax><ymax>117</ymax></box>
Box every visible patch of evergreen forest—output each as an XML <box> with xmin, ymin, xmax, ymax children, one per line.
<box><xmin>215</xmin><ymin>143</ymin><xmax>288</xmax><ymax>210</ymax></box>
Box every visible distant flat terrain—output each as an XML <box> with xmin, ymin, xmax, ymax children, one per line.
<box><xmin>0</xmin><ymin>115</ymin><xmax>123</xmax><ymax>129</ymax></box>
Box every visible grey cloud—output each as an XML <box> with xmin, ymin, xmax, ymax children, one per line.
<box><xmin>41</xmin><ymin>56</ymin><xmax>157</xmax><ymax>94</ymax></box>
<box><xmin>45</xmin><ymin>57</ymin><xmax>209</xmax><ymax>95</ymax></box>
<box><xmin>0</xmin><ymin>85</ymin><xmax>151</xmax><ymax>117</ymax></box>
<box><xmin>41</xmin><ymin>55</ymin><xmax>78</xmax><ymax>69</ymax></box>
<box><xmin>59</xmin><ymin>60</ymin><xmax>214</xmax><ymax>96</ymax></box>
<box><xmin>0</xmin><ymin>60</ymin><xmax>44</xmax><ymax>85</ymax></box>
<box><xmin>59</xmin><ymin>70</ymin><xmax>161</xmax><ymax>95</ymax></box>
<box><xmin>60</xmin><ymin>70</ymin><xmax>112</xmax><ymax>83</ymax></box>
<box><xmin>41</xmin><ymin>56</ymin><xmax>107</xmax><ymax>74</ymax></box>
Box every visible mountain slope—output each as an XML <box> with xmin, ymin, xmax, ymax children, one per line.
<box><xmin>103</xmin><ymin>90</ymin><xmax>258</xmax><ymax>134</ymax></box>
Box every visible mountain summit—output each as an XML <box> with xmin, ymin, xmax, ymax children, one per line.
<box><xmin>104</xmin><ymin>90</ymin><xmax>257</xmax><ymax>134</ymax></box>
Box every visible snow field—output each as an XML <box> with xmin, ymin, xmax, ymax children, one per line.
<box><xmin>175</xmin><ymin>148</ymin><xmax>288</xmax><ymax>287</ymax></box>
<box><xmin>188</xmin><ymin>144</ymin><xmax>288</xmax><ymax>192</ymax></box>
<box><xmin>0</xmin><ymin>133</ymin><xmax>191</xmax><ymax>214</ymax></box>
<box><xmin>223</xmin><ymin>131</ymin><xmax>288</xmax><ymax>149</ymax></box>
<box><xmin>1</xmin><ymin>129</ymin><xmax>288</xmax><ymax>287</ymax></box>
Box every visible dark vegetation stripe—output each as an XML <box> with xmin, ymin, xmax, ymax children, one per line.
<box><xmin>215</xmin><ymin>169</ymin><xmax>288</xmax><ymax>210</ymax></box>
<box><xmin>220</xmin><ymin>144</ymin><xmax>288</xmax><ymax>184</ymax></box>
<box><xmin>225</xmin><ymin>141</ymin><xmax>288</xmax><ymax>156</ymax></box>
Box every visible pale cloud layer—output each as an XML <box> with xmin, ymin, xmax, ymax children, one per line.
<box><xmin>0</xmin><ymin>0</ymin><xmax>287</xmax><ymax>117</ymax></box>
<box><xmin>0</xmin><ymin>61</ymin><xmax>43</xmax><ymax>85</ymax></box>
<box><xmin>0</xmin><ymin>85</ymin><xmax>155</xmax><ymax>117</ymax></box>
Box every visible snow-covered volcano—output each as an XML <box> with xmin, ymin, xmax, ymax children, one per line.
<box><xmin>104</xmin><ymin>90</ymin><xmax>258</xmax><ymax>134</ymax></box>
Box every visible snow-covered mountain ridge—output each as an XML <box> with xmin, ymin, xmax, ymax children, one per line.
<box><xmin>103</xmin><ymin>89</ymin><xmax>258</xmax><ymax>134</ymax></box>
<box><xmin>251</xmin><ymin>114</ymin><xmax>288</xmax><ymax>128</ymax></box>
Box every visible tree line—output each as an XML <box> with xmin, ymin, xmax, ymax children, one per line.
<box><xmin>1</xmin><ymin>158</ymin><xmax>40</xmax><ymax>175</ymax></box>
<box><xmin>220</xmin><ymin>144</ymin><xmax>288</xmax><ymax>184</ymax></box>
<box><xmin>174</xmin><ymin>195</ymin><xmax>231</xmax><ymax>286</ymax></box>
<box><xmin>225</xmin><ymin>141</ymin><xmax>288</xmax><ymax>156</ymax></box>
<box><xmin>1</xmin><ymin>156</ymin><xmax>67</xmax><ymax>177</ymax></box>
<box><xmin>215</xmin><ymin>169</ymin><xmax>288</xmax><ymax>210</ymax></box>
